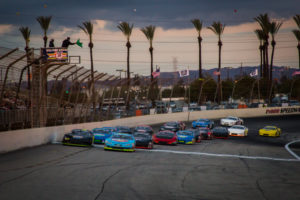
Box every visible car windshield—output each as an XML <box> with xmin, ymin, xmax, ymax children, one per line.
<box><xmin>165</xmin><ymin>122</ymin><xmax>177</xmax><ymax>126</ymax></box>
<box><xmin>73</xmin><ymin>131</ymin><xmax>90</xmax><ymax>136</ymax></box>
<box><xmin>134</xmin><ymin>133</ymin><xmax>150</xmax><ymax>138</ymax></box>
<box><xmin>231</xmin><ymin>126</ymin><xmax>244</xmax><ymax>130</ymax></box>
<box><xmin>93</xmin><ymin>129</ymin><xmax>110</xmax><ymax>134</ymax></box>
<box><xmin>198</xmin><ymin>119</ymin><xmax>208</xmax><ymax>122</ymax></box>
<box><xmin>214</xmin><ymin>127</ymin><xmax>226</xmax><ymax>131</ymax></box>
<box><xmin>158</xmin><ymin>131</ymin><xmax>174</xmax><ymax>137</ymax></box>
<box><xmin>112</xmin><ymin>134</ymin><xmax>132</xmax><ymax>140</ymax></box>
<box><xmin>199</xmin><ymin>129</ymin><xmax>208</xmax><ymax>133</ymax></box>
<box><xmin>227</xmin><ymin>117</ymin><xmax>237</xmax><ymax>120</ymax></box>
<box><xmin>264</xmin><ymin>126</ymin><xmax>276</xmax><ymax>130</ymax></box>
<box><xmin>178</xmin><ymin>131</ymin><xmax>193</xmax><ymax>136</ymax></box>
<box><xmin>136</xmin><ymin>126</ymin><xmax>150</xmax><ymax>131</ymax></box>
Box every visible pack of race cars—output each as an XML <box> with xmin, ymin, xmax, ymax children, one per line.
<box><xmin>62</xmin><ymin>116</ymin><xmax>281</xmax><ymax>152</ymax></box>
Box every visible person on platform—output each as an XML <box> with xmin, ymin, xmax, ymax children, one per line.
<box><xmin>49</xmin><ymin>39</ymin><xmax>55</xmax><ymax>47</ymax></box>
<box><xmin>61</xmin><ymin>37</ymin><xmax>75</xmax><ymax>48</ymax></box>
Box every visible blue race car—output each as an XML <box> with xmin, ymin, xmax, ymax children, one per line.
<box><xmin>92</xmin><ymin>128</ymin><xmax>113</xmax><ymax>144</ymax></box>
<box><xmin>192</xmin><ymin>119</ymin><xmax>214</xmax><ymax>129</ymax></box>
<box><xmin>176</xmin><ymin>130</ymin><xmax>196</xmax><ymax>144</ymax></box>
<box><xmin>62</xmin><ymin>129</ymin><xmax>94</xmax><ymax>146</ymax></box>
<box><xmin>104</xmin><ymin>133</ymin><xmax>135</xmax><ymax>152</ymax></box>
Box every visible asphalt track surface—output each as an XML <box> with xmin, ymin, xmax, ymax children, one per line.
<box><xmin>1</xmin><ymin>115</ymin><xmax>300</xmax><ymax>200</ymax></box>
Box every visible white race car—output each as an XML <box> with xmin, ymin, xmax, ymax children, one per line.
<box><xmin>228</xmin><ymin>125</ymin><xmax>248</xmax><ymax>137</ymax></box>
<box><xmin>220</xmin><ymin>116</ymin><xmax>244</xmax><ymax>126</ymax></box>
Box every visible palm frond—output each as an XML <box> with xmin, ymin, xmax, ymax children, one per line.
<box><xmin>207</xmin><ymin>21</ymin><xmax>225</xmax><ymax>37</ymax></box>
<box><xmin>254</xmin><ymin>13</ymin><xmax>270</xmax><ymax>35</ymax></box>
<box><xmin>36</xmin><ymin>16</ymin><xmax>52</xmax><ymax>34</ymax></box>
<box><xmin>254</xmin><ymin>29</ymin><xmax>265</xmax><ymax>41</ymax></box>
<box><xmin>293</xmin><ymin>14</ymin><xmax>300</xmax><ymax>29</ymax></box>
<box><xmin>191</xmin><ymin>19</ymin><xmax>203</xmax><ymax>36</ymax></box>
<box><xmin>118</xmin><ymin>22</ymin><xmax>134</xmax><ymax>41</ymax></box>
<box><xmin>292</xmin><ymin>29</ymin><xmax>300</xmax><ymax>41</ymax></box>
<box><xmin>78</xmin><ymin>21</ymin><xmax>94</xmax><ymax>41</ymax></box>
<box><xmin>19</xmin><ymin>26</ymin><xmax>31</xmax><ymax>42</ymax></box>
<box><xmin>140</xmin><ymin>25</ymin><xmax>156</xmax><ymax>46</ymax></box>
<box><xmin>270</xmin><ymin>21</ymin><xmax>282</xmax><ymax>35</ymax></box>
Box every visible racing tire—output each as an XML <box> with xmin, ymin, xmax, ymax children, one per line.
<box><xmin>148</xmin><ymin>142</ymin><xmax>153</xmax><ymax>149</ymax></box>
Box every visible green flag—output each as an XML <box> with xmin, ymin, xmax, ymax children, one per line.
<box><xmin>76</xmin><ymin>39</ymin><xmax>83</xmax><ymax>48</ymax></box>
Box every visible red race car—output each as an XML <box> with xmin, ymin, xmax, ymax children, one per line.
<box><xmin>153</xmin><ymin>130</ymin><xmax>178</xmax><ymax>145</ymax></box>
<box><xmin>198</xmin><ymin>128</ymin><xmax>213</xmax><ymax>140</ymax></box>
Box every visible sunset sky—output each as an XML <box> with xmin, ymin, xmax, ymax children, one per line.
<box><xmin>0</xmin><ymin>0</ymin><xmax>299</xmax><ymax>76</ymax></box>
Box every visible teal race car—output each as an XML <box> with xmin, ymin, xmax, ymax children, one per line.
<box><xmin>104</xmin><ymin>133</ymin><xmax>135</xmax><ymax>152</ymax></box>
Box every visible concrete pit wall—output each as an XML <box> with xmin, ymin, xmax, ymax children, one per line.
<box><xmin>1</xmin><ymin>106</ymin><xmax>300</xmax><ymax>153</ymax></box>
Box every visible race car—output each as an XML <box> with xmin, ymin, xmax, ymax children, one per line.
<box><xmin>134</xmin><ymin>125</ymin><xmax>154</xmax><ymax>135</ymax></box>
<box><xmin>220</xmin><ymin>116</ymin><xmax>244</xmax><ymax>126</ymax></box>
<box><xmin>192</xmin><ymin>119</ymin><xmax>214</xmax><ymax>129</ymax></box>
<box><xmin>62</xmin><ymin>129</ymin><xmax>94</xmax><ymax>146</ymax></box>
<box><xmin>259</xmin><ymin>126</ymin><xmax>281</xmax><ymax>137</ymax></box>
<box><xmin>115</xmin><ymin>126</ymin><xmax>133</xmax><ymax>134</ymax></box>
<box><xmin>92</xmin><ymin>128</ymin><xmax>113</xmax><ymax>144</ymax></box>
<box><xmin>160</xmin><ymin>121</ymin><xmax>185</xmax><ymax>132</ymax></box>
<box><xmin>176</xmin><ymin>130</ymin><xmax>196</xmax><ymax>144</ymax></box>
<box><xmin>133</xmin><ymin>132</ymin><xmax>153</xmax><ymax>149</ymax></box>
<box><xmin>228</xmin><ymin>125</ymin><xmax>248</xmax><ymax>137</ymax></box>
<box><xmin>212</xmin><ymin>126</ymin><xmax>229</xmax><ymax>139</ymax></box>
<box><xmin>198</xmin><ymin>128</ymin><xmax>213</xmax><ymax>140</ymax></box>
<box><xmin>104</xmin><ymin>133</ymin><xmax>135</xmax><ymax>152</ymax></box>
<box><xmin>153</xmin><ymin>130</ymin><xmax>178</xmax><ymax>145</ymax></box>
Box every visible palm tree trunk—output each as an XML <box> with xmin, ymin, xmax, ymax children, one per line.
<box><xmin>270</xmin><ymin>41</ymin><xmax>275</xmax><ymax>82</ymax></box>
<box><xmin>265</xmin><ymin>41</ymin><xmax>269</xmax><ymax>81</ymax></box>
<box><xmin>89</xmin><ymin>43</ymin><xmax>95</xmax><ymax>112</ymax></box>
<box><xmin>43</xmin><ymin>36</ymin><xmax>47</xmax><ymax>48</ymax></box>
<box><xmin>198</xmin><ymin>36</ymin><xmax>202</xmax><ymax>79</ymax></box>
<box><xmin>126</xmin><ymin>42</ymin><xmax>131</xmax><ymax>109</ymax></box>
<box><xmin>218</xmin><ymin>40</ymin><xmax>222</xmax><ymax>104</ymax></box>
<box><xmin>150</xmin><ymin>48</ymin><xmax>153</xmax><ymax>82</ymax></box>
<box><xmin>298</xmin><ymin>44</ymin><xmax>300</xmax><ymax>69</ymax></box>
<box><xmin>259</xmin><ymin>45</ymin><xmax>263</xmax><ymax>78</ymax></box>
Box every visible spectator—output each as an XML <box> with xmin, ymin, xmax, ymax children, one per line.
<box><xmin>61</xmin><ymin>37</ymin><xmax>75</xmax><ymax>48</ymax></box>
<box><xmin>49</xmin><ymin>39</ymin><xmax>55</xmax><ymax>47</ymax></box>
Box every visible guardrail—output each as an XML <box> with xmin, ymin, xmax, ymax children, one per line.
<box><xmin>0</xmin><ymin>106</ymin><xmax>300</xmax><ymax>154</ymax></box>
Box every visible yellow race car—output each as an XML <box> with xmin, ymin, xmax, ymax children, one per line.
<box><xmin>259</xmin><ymin>126</ymin><xmax>281</xmax><ymax>137</ymax></box>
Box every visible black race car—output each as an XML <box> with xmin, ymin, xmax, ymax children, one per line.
<box><xmin>212</xmin><ymin>126</ymin><xmax>229</xmax><ymax>139</ymax></box>
<box><xmin>133</xmin><ymin>132</ymin><xmax>154</xmax><ymax>149</ymax></box>
<box><xmin>62</xmin><ymin>129</ymin><xmax>94</xmax><ymax>146</ymax></box>
<box><xmin>159</xmin><ymin>121</ymin><xmax>184</xmax><ymax>132</ymax></box>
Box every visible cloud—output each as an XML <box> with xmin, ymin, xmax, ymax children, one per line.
<box><xmin>0</xmin><ymin>24</ymin><xmax>14</xmax><ymax>35</ymax></box>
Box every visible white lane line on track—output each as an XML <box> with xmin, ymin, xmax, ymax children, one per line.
<box><xmin>52</xmin><ymin>142</ymin><xmax>299</xmax><ymax>162</ymax></box>
<box><xmin>285</xmin><ymin>140</ymin><xmax>300</xmax><ymax>160</ymax></box>
<box><xmin>138</xmin><ymin>149</ymin><xmax>299</xmax><ymax>162</ymax></box>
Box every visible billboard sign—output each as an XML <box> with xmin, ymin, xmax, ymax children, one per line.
<box><xmin>41</xmin><ymin>48</ymin><xmax>68</xmax><ymax>62</ymax></box>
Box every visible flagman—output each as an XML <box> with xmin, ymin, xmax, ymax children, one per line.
<box><xmin>61</xmin><ymin>37</ymin><xmax>75</xmax><ymax>48</ymax></box>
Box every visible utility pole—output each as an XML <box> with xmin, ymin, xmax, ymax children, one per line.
<box><xmin>240</xmin><ymin>62</ymin><xmax>243</xmax><ymax>77</ymax></box>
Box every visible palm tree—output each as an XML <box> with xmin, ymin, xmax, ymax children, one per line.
<box><xmin>19</xmin><ymin>26</ymin><xmax>31</xmax><ymax>107</ymax></box>
<box><xmin>36</xmin><ymin>16</ymin><xmax>52</xmax><ymax>48</ymax></box>
<box><xmin>254</xmin><ymin>14</ymin><xmax>271</xmax><ymax>80</ymax></box>
<box><xmin>140</xmin><ymin>25</ymin><xmax>156</xmax><ymax>82</ymax></box>
<box><xmin>78</xmin><ymin>21</ymin><xmax>96</xmax><ymax>111</ymax></box>
<box><xmin>118</xmin><ymin>22</ymin><xmax>134</xmax><ymax>85</ymax></box>
<box><xmin>269</xmin><ymin>21</ymin><xmax>282</xmax><ymax>81</ymax></box>
<box><xmin>293</xmin><ymin>14</ymin><xmax>300</xmax><ymax>29</ymax></box>
<box><xmin>254</xmin><ymin>29</ymin><xmax>264</xmax><ymax>78</ymax></box>
<box><xmin>292</xmin><ymin>30</ymin><xmax>300</xmax><ymax>69</ymax></box>
<box><xmin>208</xmin><ymin>21</ymin><xmax>225</xmax><ymax>104</ymax></box>
<box><xmin>191</xmin><ymin>19</ymin><xmax>203</xmax><ymax>79</ymax></box>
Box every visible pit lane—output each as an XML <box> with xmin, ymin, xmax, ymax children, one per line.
<box><xmin>0</xmin><ymin>115</ymin><xmax>300</xmax><ymax>200</ymax></box>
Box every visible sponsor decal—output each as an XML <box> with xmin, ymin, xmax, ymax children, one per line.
<box><xmin>266</xmin><ymin>107</ymin><xmax>300</xmax><ymax>114</ymax></box>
